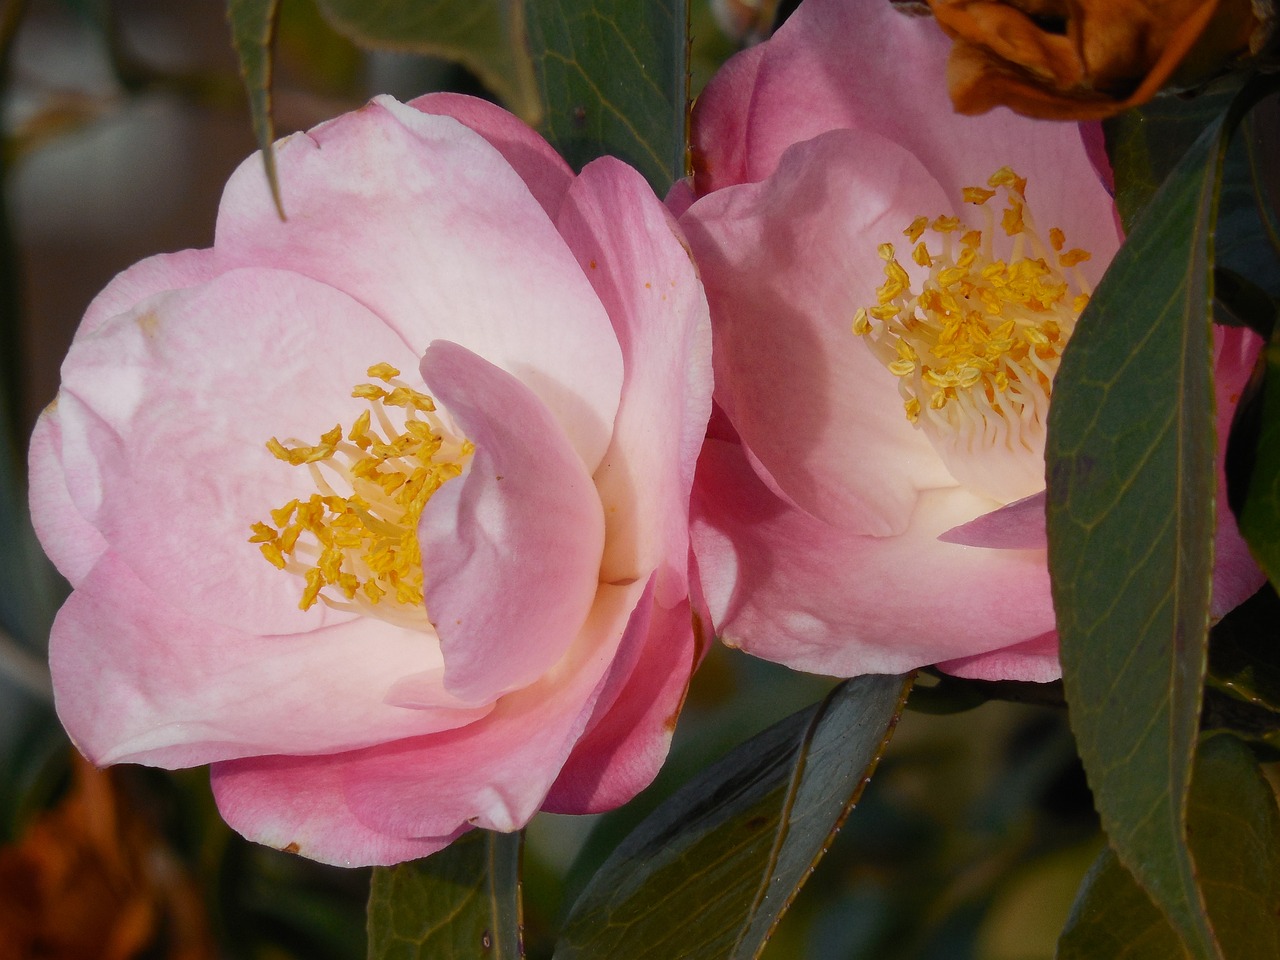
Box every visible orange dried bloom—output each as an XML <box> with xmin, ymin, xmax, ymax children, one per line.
<box><xmin>927</xmin><ymin>0</ymin><xmax>1267</xmax><ymax>119</ymax></box>
<box><xmin>0</xmin><ymin>758</ymin><xmax>214</xmax><ymax>960</ymax></box>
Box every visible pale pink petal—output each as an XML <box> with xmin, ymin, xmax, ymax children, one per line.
<box><xmin>689</xmin><ymin>42</ymin><xmax>766</xmax><ymax>194</ymax></box>
<box><xmin>940</xmin><ymin>491</ymin><xmax>1048</xmax><ymax>549</ymax></box>
<box><xmin>419</xmin><ymin>342</ymin><xmax>605</xmax><ymax>705</ymax></box>
<box><xmin>320</xmin><ymin>581</ymin><xmax>644</xmax><ymax>841</ymax></box>
<box><xmin>695</xmin><ymin>0</ymin><xmax>1121</xmax><ymax>281</ymax></box>
<box><xmin>56</xmin><ymin>267</ymin><xmax>419</xmax><ymax>637</ymax></box>
<box><xmin>79</xmin><ymin>248</ymin><xmax>221</xmax><ymax>337</ymax></box>
<box><xmin>545</xmin><ymin>589</ymin><xmax>701</xmax><ymax>813</ymax></box>
<box><xmin>682</xmin><ymin>130</ymin><xmax>957</xmax><ymax>537</ymax></box>
<box><xmin>407</xmin><ymin>92</ymin><xmax>575</xmax><ymax>219</ymax></box>
<box><xmin>214</xmin><ymin>97</ymin><xmax>623</xmax><ymax>472</ymax></box>
<box><xmin>665</xmin><ymin>177</ymin><xmax>696</xmax><ymax>218</ymax></box>
<box><xmin>555</xmin><ymin>157</ymin><xmax>713</xmax><ymax>597</ymax></box>
<box><xmin>211</xmin><ymin>754</ymin><xmax>465</xmax><ymax>867</ymax></box>
<box><xmin>27</xmin><ymin>411</ymin><xmax>106</xmax><ymax>586</ymax></box>
<box><xmin>693</xmin><ymin>439</ymin><xmax>1055</xmax><ymax>676</ymax></box>
<box><xmin>1212</xmin><ymin>325</ymin><xmax>1266</xmax><ymax>614</ymax></box>
<box><xmin>937</xmin><ymin>630</ymin><xmax>1061</xmax><ymax>682</ymax></box>
<box><xmin>51</xmin><ymin>554</ymin><xmax>489</xmax><ymax>769</ymax></box>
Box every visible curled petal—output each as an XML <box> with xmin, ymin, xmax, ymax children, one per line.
<box><xmin>419</xmin><ymin>342</ymin><xmax>605</xmax><ymax>705</ymax></box>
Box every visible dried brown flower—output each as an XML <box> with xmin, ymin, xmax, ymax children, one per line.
<box><xmin>0</xmin><ymin>758</ymin><xmax>215</xmax><ymax>960</ymax></box>
<box><xmin>928</xmin><ymin>0</ymin><xmax>1267</xmax><ymax>118</ymax></box>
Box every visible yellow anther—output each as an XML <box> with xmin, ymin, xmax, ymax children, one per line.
<box><xmin>249</xmin><ymin>522</ymin><xmax>277</xmax><ymax>543</ymax></box>
<box><xmin>888</xmin><ymin>358</ymin><xmax>916</xmax><ymax>377</ymax></box>
<box><xmin>252</xmin><ymin>362</ymin><xmax>472</xmax><ymax>618</ymax></box>
<box><xmin>988</xmin><ymin>167</ymin><xmax>1026</xmax><ymax>195</ymax></box>
<box><xmin>851</xmin><ymin>167</ymin><xmax>1090</xmax><ymax>431</ymax></box>
<box><xmin>1001</xmin><ymin>200</ymin><xmax>1025</xmax><ymax>236</ymax></box>
<box><xmin>270</xmin><ymin>500</ymin><xmax>298</xmax><ymax>527</ymax></box>
<box><xmin>1059</xmin><ymin>248</ymin><xmax>1091</xmax><ymax>267</ymax></box>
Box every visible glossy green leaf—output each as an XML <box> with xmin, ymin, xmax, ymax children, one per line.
<box><xmin>1058</xmin><ymin>735</ymin><xmax>1280</xmax><ymax>959</ymax></box>
<box><xmin>315</xmin><ymin>0</ymin><xmax>541</xmax><ymax>125</ymax></box>
<box><xmin>226</xmin><ymin>0</ymin><xmax>283</xmax><ymax>217</ymax></box>
<box><xmin>552</xmin><ymin>673</ymin><xmax>913</xmax><ymax>960</ymax></box>
<box><xmin>1047</xmin><ymin>83</ymin><xmax>1270</xmax><ymax>960</ymax></box>
<box><xmin>1210</xmin><ymin>579</ymin><xmax>1280</xmax><ymax>711</ymax></box>
<box><xmin>1103</xmin><ymin>85</ymin><xmax>1238</xmax><ymax>233</ymax></box>
<box><xmin>526</xmin><ymin>0</ymin><xmax>688</xmax><ymax>193</ymax></box>
<box><xmin>367</xmin><ymin>830</ymin><xmax>523</xmax><ymax>960</ymax></box>
<box><xmin>1216</xmin><ymin>93</ymin><xmax>1280</xmax><ymax>301</ymax></box>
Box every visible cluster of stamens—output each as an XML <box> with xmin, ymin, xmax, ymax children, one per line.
<box><xmin>852</xmin><ymin>167</ymin><xmax>1092</xmax><ymax>442</ymax></box>
<box><xmin>249</xmin><ymin>363</ymin><xmax>473</xmax><ymax>626</ymax></box>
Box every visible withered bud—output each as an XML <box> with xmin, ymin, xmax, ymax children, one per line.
<box><xmin>927</xmin><ymin>0</ymin><xmax>1273</xmax><ymax>119</ymax></box>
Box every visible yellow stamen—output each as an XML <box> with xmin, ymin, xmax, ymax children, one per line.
<box><xmin>852</xmin><ymin>169</ymin><xmax>1092</xmax><ymax>473</ymax></box>
<box><xmin>250</xmin><ymin>363</ymin><xmax>473</xmax><ymax>625</ymax></box>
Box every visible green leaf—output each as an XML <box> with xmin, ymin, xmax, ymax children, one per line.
<box><xmin>526</xmin><ymin>0</ymin><xmax>688</xmax><ymax>194</ymax></box>
<box><xmin>1240</xmin><ymin>310</ymin><xmax>1280</xmax><ymax>589</ymax></box>
<box><xmin>367</xmin><ymin>830</ymin><xmax>523</xmax><ymax>960</ymax></box>
<box><xmin>1208</xmin><ymin>586</ymin><xmax>1280</xmax><ymax>716</ymax></box>
<box><xmin>1058</xmin><ymin>735</ymin><xmax>1280</xmax><ymax>959</ymax></box>
<box><xmin>1046</xmin><ymin>83</ymin><xmax>1272</xmax><ymax>960</ymax></box>
<box><xmin>315</xmin><ymin>0</ymin><xmax>542</xmax><ymax>125</ymax></box>
<box><xmin>1103</xmin><ymin>84</ymin><xmax>1240</xmax><ymax>233</ymax></box>
<box><xmin>226</xmin><ymin>0</ymin><xmax>283</xmax><ymax>218</ymax></box>
<box><xmin>552</xmin><ymin>673</ymin><xmax>913</xmax><ymax>960</ymax></box>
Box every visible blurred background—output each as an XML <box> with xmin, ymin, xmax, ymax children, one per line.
<box><xmin>0</xmin><ymin>2</ymin><xmax>1101</xmax><ymax>957</ymax></box>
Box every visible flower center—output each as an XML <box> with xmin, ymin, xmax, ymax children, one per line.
<box><xmin>249</xmin><ymin>362</ymin><xmax>473</xmax><ymax>628</ymax></box>
<box><xmin>852</xmin><ymin>167</ymin><xmax>1092</xmax><ymax>502</ymax></box>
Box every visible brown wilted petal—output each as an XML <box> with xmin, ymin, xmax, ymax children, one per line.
<box><xmin>0</xmin><ymin>757</ymin><xmax>215</xmax><ymax>960</ymax></box>
<box><xmin>928</xmin><ymin>0</ymin><xmax>1263</xmax><ymax>119</ymax></box>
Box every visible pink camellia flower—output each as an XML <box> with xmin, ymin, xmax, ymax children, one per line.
<box><xmin>677</xmin><ymin>0</ymin><xmax>1263</xmax><ymax>682</ymax></box>
<box><xmin>30</xmin><ymin>93</ymin><xmax>712</xmax><ymax>866</ymax></box>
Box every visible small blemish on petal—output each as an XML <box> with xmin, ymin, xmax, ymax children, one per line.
<box><xmin>136</xmin><ymin>310</ymin><xmax>161</xmax><ymax>338</ymax></box>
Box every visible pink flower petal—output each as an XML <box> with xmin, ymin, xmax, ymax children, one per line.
<box><xmin>694</xmin><ymin>0</ymin><xmax>1121</xmax><ymax>282</ymax></box>
<box><xmin>419</xmin><ymin>341</ymin><xmax>605</xmax><ymax>705</ymax></box>
<box><xmin>55</xmin><ymin>267</ymin><xmax>419</xmax><ymax>637</ymax></box>
<box><xmin>212</xmin><ymin>579</ymin><xmax>645</xmax><ymax>861</ymax></box>
<box><xmin>213</xmin><ymin>96</ymin><xmax>623</xmax><ymax>472</ymax></box>
<box><xmin>939</xmin><ymin>491</ymin><xmax>1048</xmax><ymax>549</ymax></box>
<box><xmin>407</xmin><ymin>92</ymin><xmax>575</xmax><ymax>220</ymax></box>
<box><xmin>28</xmin><ymin>412</ymin><xmax>106</xmax><ymax>586</ymax></box>
<box><xmin>79</xmin><ymin>248</ymin><xmax>221</xmax><ymax>338</ymax></box>
<box><xmin>51</xmin><ymin>553</ymin><xmax>490</xmax><ymax>769</ymax></box>
<box><xmin>545</xmin><ymin>588</ymin><xmax>702</xmax><ymax>813</ymax></box>
<box><xmin>555</xmin><ymin>157</ymin><xmax>713</xmax><ymax>597</ymax></box>
<box><xmin>1212</xmin><ymin>325</ymin><xmax>1266</xmax><ymax>614</ymax></box>
<box><xmin>333</xmin><ymin>579</ymin><xmax>646</xmax><ymax>840</ymax></box>
<box><xmin>211</xmin><ymin>754</ymin><xmax>465</xmax><ymax>867</ymax></box>
<box><xmin>689</xmin><ymin>42</ymin><xmax>766</xmax><ymax>194</ymax></box>
<box><xmin>692</xmin><ymin>439</ymin><xmax>1055</xmax><ymax>676</ymax></box>
<box><xmin>937</xmin><ymin>630</ymin><xmax>1061</xmax><ymax>682</ymax></box>
<box><xmin>682</xmin><ymin>129</ymin><xmax>959</xmax><ymax>536</ymax></box>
